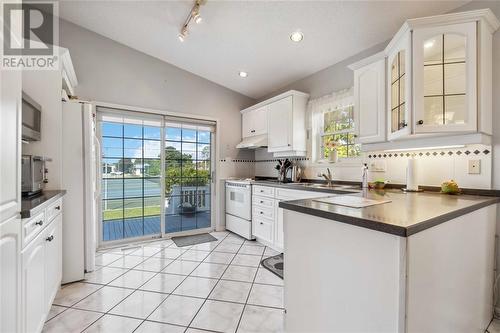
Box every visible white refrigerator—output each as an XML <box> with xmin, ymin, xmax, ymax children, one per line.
<box><xmin>61</xmin><ymin>100</ymin><xmax>99</xmax><ymax>283</ymax></box>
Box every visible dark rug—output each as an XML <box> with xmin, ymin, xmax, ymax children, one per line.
<box><xmin>172</xmin><ymin>233</ymin><xmax>217</xmax><ymax>247</ymax></box>
<box><xmin>261</xmin><ymin>253</ymin><xmax>284</xmax><ymax>279</ymax></box>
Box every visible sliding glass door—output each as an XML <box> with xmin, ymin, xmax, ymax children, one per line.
<box><xmin>164</xmin><ymin>121</ymin><xmax>213</xmax><ymax>233</ymax></box>
<box><xmin>97</xmin><ymin>107</ymin><xmax>215</xmax><ymax>246</ymax></box>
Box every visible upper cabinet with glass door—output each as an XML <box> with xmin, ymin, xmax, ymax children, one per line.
<box><xmin>413</xmin><ymin>22</ymin><xmax>476</xmax><ymax>133</ymax></box>
<box><xmin>386</xmin><ymin>33</ymin><xmax>412</xmax><ymax>140</ymax></box>
<box><xmin>381</xmin><ymin>9</ymin><xmax>499</xmax><ymax>143</ymax></box>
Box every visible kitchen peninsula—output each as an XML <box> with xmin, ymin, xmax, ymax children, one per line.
<box><xmin>280</xmin><ymin>190</ymin><xmax>499</xmax><ymax>333</ymax></box>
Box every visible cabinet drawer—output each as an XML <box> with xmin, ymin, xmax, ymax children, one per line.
<box><xmin>46</xmin><ymin>199</ymin><xmax>62</xmax><ymax>222</ymax></box>
<box><xmin>23</xmin><ymin>212</ymin><xmax>46</xmax><ymax>247</ymax></box>
<box><xmin>252</xmin><ymin>185</ymin><xmax>275</xmax><ymax>198</ymax></box>
<box><xmin>252</xmin><ymin>196</ymin><xmax>274</xmax><ymax>209</ymax></box>
<box><xmin>252</xmin><ymin>218</ymin><xmax>273</xmax><ymax>244</ymax></box>
<box><xmin>253</xmin><ymin>206</ymin><xmax>274</xmax><ymax>221</ymax></box>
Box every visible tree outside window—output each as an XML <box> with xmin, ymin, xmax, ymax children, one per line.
<box><xmin>320</xmin><ymin>105</ymin><xmax>360</xmax><ymax>159</ymax></box>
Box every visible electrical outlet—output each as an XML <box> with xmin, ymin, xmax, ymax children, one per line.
<box><xmin>468</xmin><ymin>159</ymin><xmax>481</xmax><ymax>174</ymax></box>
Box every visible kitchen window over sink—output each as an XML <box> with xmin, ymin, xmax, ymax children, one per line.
<box><xmin>310</xmin><ymin>88</ymin><xmax>361</xmax><ymax>163</ymax></box>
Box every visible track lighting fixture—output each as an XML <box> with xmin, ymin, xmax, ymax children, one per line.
<box><xmin>178</xmin><ymin>0</ymin><xmax>205</xmax><ymax>41</ymax></box>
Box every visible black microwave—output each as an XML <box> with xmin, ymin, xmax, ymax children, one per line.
<box><xmin>22</xmin><ymin>92</ymin><xmax>42</xmax><ymax>141</ymax></box>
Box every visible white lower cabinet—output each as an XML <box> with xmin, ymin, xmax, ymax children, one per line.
<box><xmin>22</xmin><ymin>230</ymin><xmax>46</xmax><ymax>333</ymax></box>
<box><xmin>44</xmin><ymin>214</ymin><xmax>62</xmax><ymax>307</ymax></box>
<box><xmin>252</xmin><ymin>185</ymin><xmax>332</xmax><ymax>253</ymax></box>
<box><xmin>253</xmin><ymin>218</ymin><xmax>273</xmax><ymax>245</ymax></box>
<box><xmin>0</xmin><ymin>215</ymin><xmax>22</xmax><ymax>333</ymax></box>
<box><xmin>21</xmin><ymin>198</ymin><xmax>64</xmax><ymax>333</ymax></box>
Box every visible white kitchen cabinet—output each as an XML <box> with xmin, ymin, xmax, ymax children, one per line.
<box><xmin>267</xmin><ymin>92</ymin><xmax>309</xmax><ymax>156</ymax></box>
<box><xmin>20</xmin><ymin>198</ymin><xmax>64</xmax><ymax>333</ymax></box>
<box><xmin>0</xmin><ymin>17</ymin><xmax>22</xmax><ymax>333</ymax></box>
<box><xmin>268</xmin><ymin>96</ymin><xmax>293</xmax><ymax>151</ymax></box>
<box><xmin>0</xmin><ymin>215</ymin><xmax>22</xmax><ymax>333</ymax></box>
<box><xmin>352</xmin><ymin>9</ymin><xmax>499</xmax><ymax>151</ymax></box>
<box><xmin>44</xmin><ymin>214</ymin><xmax>62</xmax><ymax>309</ymax></box>
<box><xmin>386</xmin><ymin>31</ymin><xmax>412</xmax><ymax>141</ymax></box>
<box><xmin>241</xmin><ymin>107</ymin><xmax>268</xmax><ymax>138</ymax></box>
<box><xmin>0</xmin><ymin>68</ymin><xmax>22</xmax><ymax>221</ymax></box>
<box><xmin>413</xmin><ymin>22</ymin><xmax>477</xmax><ymax>133</ymax></box>
<box><xmin>240</xmin><ymin>90</ymin><xmax>309</xmax><ymax>156</ymax></box>
<box><xmin>252</xmin><ymin>185</ymin><xmax>333</xmax><ymax>252</ymax></box>
<box><xmin>22</xmin><ymin>230</ymin><xmax>46</xmax><ymax>333</ymax></box>
<box><xmin>349</xmin><ymin>52</ymin><xmax>386</xmax><ymax>143</ymax></box>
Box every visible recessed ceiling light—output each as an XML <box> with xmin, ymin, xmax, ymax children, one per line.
<box><xmin>290</xmin><ymin>31</ymin><xmax>304</xmax><ymax>42</ymax></box>
<box><xmin>239</xmin><ymin>71</ymin><xmax>248</xmax><ymax>78</ymax></box>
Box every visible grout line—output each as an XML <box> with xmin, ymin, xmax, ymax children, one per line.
<box><xmin>184</xmin><ymin>233</ymin><xmax>246</xmax><ymax>332</ymax></box>
<box><xmin>132</xmin><ymin>232</ymin><xmax>232</xmax><ymax>332</ymax></box>
<box><xmin>48</xmin><ymin>232</ymin><xmax>285</xmax><ymax>333</ymax></box>
<box><xmin>234</xmin><ymin>243</ymin><xmax>267</xmax><ymax>333</ymax></box>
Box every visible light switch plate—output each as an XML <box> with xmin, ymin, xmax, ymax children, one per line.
<box><xmin>468</xmin><ymin>159</ymin><xmax>481</xmax><ymax>174</ymax></box>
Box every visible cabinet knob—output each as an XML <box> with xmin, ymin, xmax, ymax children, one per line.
<box><xmin>35</xmin><ymin>220</ymin><xmax>43</xmax><ymax>226</ymax></box>
<box><xmin>287</xmin><ymin>144</ymin><xmax>291</xmax><ymax>147</ymax></box>
<box><xmin>401</xmin><ymin>122</ymin><xmax>408</xmax><ymax>128</ymax></box>
<box><xmin>260</xmin><ymin>211</ymin><xmax>264</xmax><ymax>214</ymax></box>
<box><xmin>417</xmin><ymin>120</ymin><xmax>424</xmax><ymax>125</ymax></box>
<box><xmin>260</xmin><ymin>200</ymin><xmax>264</xmax><ymax>204</ymax></box>
<box><xmin>260</xmin><ymin>222</ymin><xmax>263</xmax><ymax>225</ymax></box>
<box><xmin>46</xmin><ymin>235</ymin><xmax>54</xmax><ymax>242</ymax></box>
<box><xmin>55</xmin><ymin>205</ymin><xmax>61</xmax><ymax>210</ymax></box>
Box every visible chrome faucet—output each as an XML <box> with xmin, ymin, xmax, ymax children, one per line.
<box><xmin>321</xmin><ymin>168</ymin><xmax>333</xmax><ymax>187</ymax></box>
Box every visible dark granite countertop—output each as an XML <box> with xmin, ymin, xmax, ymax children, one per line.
<box><xmin>21</xmin><ymin>190</ymin><xmax>66</xmax><ymax>218</ymax></box>
<box><xmin>279</xmin><ymin>189</ymin><xmax>500</xmax><ymax>237</ymax></box>
<box><xmin>251</xmin><ymin>180</ymin><xmax>361</xmax><ymax>195</ymax></box>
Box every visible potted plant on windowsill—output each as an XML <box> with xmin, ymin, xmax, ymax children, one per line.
<box><xmin>325</xmin><ymin>140</ymin><xmax>339</xmax><ymax>163</ymax></box>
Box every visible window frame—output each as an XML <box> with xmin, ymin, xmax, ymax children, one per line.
<box><xmin>312</xmin><ymin>103</ymin><xmax>362</xmax><ymax>166</ymax></box>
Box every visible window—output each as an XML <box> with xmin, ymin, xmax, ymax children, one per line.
<box><xmin>99</xmin><ymin>114</ymin><xmax>163</xmax><ymax>242</ymax></box>
<box><xmin>320</xmin><ymin>105</ymin><xmax>360</xmax><ymax>159</ymax></box>
<box><xmin>311</xmin><ymin>88</ymin><xmax>360</xmax><ymax>163</ymax></box>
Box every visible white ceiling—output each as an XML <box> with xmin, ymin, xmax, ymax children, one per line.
<box><xmin>58</xmin><ymin>0</ymin><xmax>469</xmax><ymax>99</ymax></box>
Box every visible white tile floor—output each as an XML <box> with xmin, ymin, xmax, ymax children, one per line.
<box><xmin>43</xmin><ymin>231</ymin><xmax>284</xmax><ymax>333</ymax></box>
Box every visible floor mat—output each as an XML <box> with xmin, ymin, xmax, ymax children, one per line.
<box><xmin>261</xmin><ymin>253</ymin><xmax>283</xmax><ymax>279</ymax></box>
<box><xmin>172</xmin><ymin>233</ymin><xmax>217</xmax><ymax>247</ymax></box>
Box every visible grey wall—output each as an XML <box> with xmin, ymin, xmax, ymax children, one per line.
<box><xmin>258</xmin><ymin>41</ymin><xmax>388</xmax><ymax>101</ymax></box>
<box><xmin>59</xmin><ymin>19</ymin><xmax>255</xmax><ymax>165</ymax></box>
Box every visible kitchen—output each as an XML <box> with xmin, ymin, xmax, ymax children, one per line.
<box><xmin>1</xmin><ymin>1</ymin><xmax>500</xmax><ymax>333</ymax></box>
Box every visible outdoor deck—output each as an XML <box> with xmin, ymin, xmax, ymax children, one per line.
<box><xmin>102</xmin><ymin>212</ymin><xmax>211</xmax><ymax>241</ymax></box>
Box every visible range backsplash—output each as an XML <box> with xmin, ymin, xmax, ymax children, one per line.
<box><xmin>252</xmin><ymin>144</ymin><xmax>493</xmax><ymax>190</ymax></box>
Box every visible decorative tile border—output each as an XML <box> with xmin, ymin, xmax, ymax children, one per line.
<box><xmin>367</xmin><ymin>149</ymin><xmax>490</xmax><ymax>159</ymax></box>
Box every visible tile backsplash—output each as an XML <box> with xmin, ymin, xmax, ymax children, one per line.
<box><xmin>252</xmin><ymin>144</ymin><xmax>492</xmax><ymax>189</ymax></box>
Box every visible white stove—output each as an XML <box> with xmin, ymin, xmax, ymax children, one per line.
<box><xmin>225</xmin><ymin>179</ymin><xmax>254</xmax><ymax>240</ymax></box>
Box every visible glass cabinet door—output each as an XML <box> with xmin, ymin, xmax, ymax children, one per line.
<box><xmin>413</xmin><ymin>22</ymin><xmax>476</xmax><ymax>133</ymax></box>
<box><xmin>387</xmin><ymin>33</ymin><xmax>411</xmax><ymax>140</ymax></box>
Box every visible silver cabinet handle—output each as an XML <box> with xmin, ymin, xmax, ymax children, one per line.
<box><xmin>46</xmin><ymin>235</ymin><xmax>54</xmax><ymax>242</ymax></box>
<box><xmin>35</xmin><ymin>220</ymin><xmax>43</xmax><ymax>226</ymax></box>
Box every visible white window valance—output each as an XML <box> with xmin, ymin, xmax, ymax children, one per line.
<box><xmin>309</xmin><ymin>88</ymin><xmax>354</xmax><ymax>162</ymax></box>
